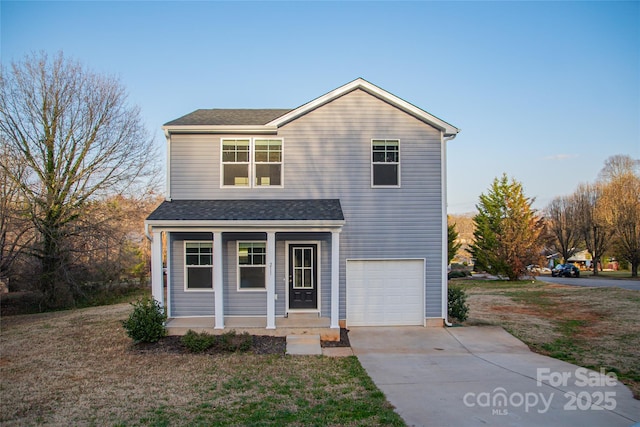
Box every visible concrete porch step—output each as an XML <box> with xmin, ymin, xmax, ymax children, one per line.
<box><xmin>286</xmin><ymin>334</ymin><xmax>322</xmax><ymax>355</ymax></box>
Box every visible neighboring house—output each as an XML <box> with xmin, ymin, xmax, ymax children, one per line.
<box><xmin>145</xmin><ymin>78</ymin><xmax>460</xmax><ymax>340</ymax></box>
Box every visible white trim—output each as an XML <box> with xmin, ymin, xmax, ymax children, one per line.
<box><xmin>151</xmin><ymin>229</ymin><xmax>164</xmax><ymax>306</ymax></box>
<box><xmin>165</xmin><ymin>132</ymin><xmax>172</xmax><ymax>201</ymax></box>
<box><xmin>183</xmin><ymin>241</ymin><xmax>214</xmax><ymax>292</ymax></box>
<box><xmin>145</xmin><ymin>220</ymin><xmax>344</xmax><ymax>230</ymax></box>
<box><xmin>236</xmin><ymin>241</ymin><xmax>267</xmax><ymax>292</ymax></box>
<box><xmin>163</xmin><ymin>125</ymin><xmax>279</xmax><ymax>135</ymax></box>
<box><xmin>213</xmin><ymin>232</ymin><xmax>224</xmax><ymax>329</ymax></box>
<box><xmin>266</xmin><ymin>78</ymin><xmax>460</xmax><ymax>136</ymax></box>
<box><xmin>266</xmin><ymin>232</ymin><xmax>276</xmax><ymax>329</ymax></box>
<box><xmin>285</xmin><ymin>240</ymin><xmax>322</xmax><ymax>314</ymax></box>
<box><xmin>371</xmin><ymin>139</ymin><xmax>401</xmax><ymax>188</ymax></box>
<box><xmin>166</xmin><ymin>231</ymin><xmax>172</xmax><ymax>318</ymax></box>
<box><xmin>330</xmin><ymin>231</ymin><xmax>340</xmax><ymax>329</ymax></box>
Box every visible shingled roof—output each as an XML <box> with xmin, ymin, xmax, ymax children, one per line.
<box><xmin>164</xmin><ymin>109</ymin><xmax>292</xmax><ymax>126</ymax></box>
<box><xmin>146</xmin><ymin>199</ymin><xmax>344</xmax><ymax>222</ymax></box>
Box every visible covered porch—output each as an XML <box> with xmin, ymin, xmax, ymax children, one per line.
<box><xmin>145</xmin><ymin>199</ymin><xmax>345</xmax><ymax>341</ymax></box>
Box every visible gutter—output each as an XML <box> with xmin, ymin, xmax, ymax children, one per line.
<box><xmin>442</xmin><ymin>132</ymin><xmax>459</xmax><ymax>327</ymax></box>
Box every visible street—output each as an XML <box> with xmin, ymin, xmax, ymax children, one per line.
<box><xmin>539</xmin><ymin>275</ymin><xmax>640</xmax><ymax>291</ymax></box>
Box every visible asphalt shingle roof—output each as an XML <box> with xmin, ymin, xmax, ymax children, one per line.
<box><xmin>164</xmin><ymin>109</ymin><xmax>293</xmax><ymax>126</ymax></box>
<box><xmin>146</xmin><ymin>199</ymin><xmax>344</xmax><ymax>222</ymax></box>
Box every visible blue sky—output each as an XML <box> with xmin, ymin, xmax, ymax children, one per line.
<box><xmin>2</xmin><ymin>1</ymin><xmax>638</xmax><ymax>213</ymax></box>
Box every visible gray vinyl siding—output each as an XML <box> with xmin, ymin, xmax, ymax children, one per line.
<box><xmin>168</xmin><ymin>89</ymin><xmax>444</xmax><ymax>319</ymax></box>
<box><xmin>169</xmin><ymin>232</ymin><xmax>215</xmax><ymax>317</ymax></box>
<box><xmin>223</xmin><ymin>235</ymin><xmax>267</xmax><ymax>316</ymax></box>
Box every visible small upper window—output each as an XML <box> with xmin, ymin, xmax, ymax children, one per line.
<box><xmin>372</xmin><ymin>139</ymin><xmax>399</xmax><ymax>186</ymax></box>
<box><xmin>222</xmin><ymin>139</ymin><xmax>250</xmax><ymax>186</ymax></box>
<box><xmin>238</xmin><ymin>242</ymin><xmax>266</xmax><ymax>290</ymax></box>
<box><xmin>254</xmin><ymin>139</ymin><xmax>282</xmax><ymax>187</ymax></box>
<box><xmin>185</xmin><ymin>241</ymin><xmax>213</xmax><ymax>290</ymax></box>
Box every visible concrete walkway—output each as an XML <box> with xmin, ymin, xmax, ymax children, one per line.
<box><xmin>349</xmin><ymin>326</ymin><xmax>640</xmax><ymax>427</ymax></box>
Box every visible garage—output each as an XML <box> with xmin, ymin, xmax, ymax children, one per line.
<box><xmin>346</xmin><ymin>259</ymin><xmax>425</xmax><ymax>326</ymax></box>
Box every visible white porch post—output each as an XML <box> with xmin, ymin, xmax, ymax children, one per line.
<box><xmin>213</xmin><ymin>232</ymin><xmax>224</xmax><ymax>329</ymax></box>
<box><xmin>331</xmin><ymin>230</ymin><xmax>340</xmax><ymax>329</ymax></box>
<box><xmin>266</xmin><ymin>232</ymin><xmax>276</xmax><ymax>329</ymax></box>
<box><xmin>150</xmin><ymin>229</ymin><xmax>164</xmax><ymax>307</ymax></box>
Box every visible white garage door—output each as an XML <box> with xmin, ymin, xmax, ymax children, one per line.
<box><xmin>346</xmin><ymin>259</ymin><xmax>424</xmax><ymax>326</ymax></box>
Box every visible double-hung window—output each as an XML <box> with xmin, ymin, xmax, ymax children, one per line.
<box><xmin>372</xmin><ymin>139</ymin><xmax>400</xmax><ymax>187</ymax></box>
<box><xmin>238</xmin><ymin>242</ymin><xmax>266</xmax><ymax>290</ymax></box>
<box><xmin>222</xmin><ymin>139</ymin><xmax>250</xmax><ymax>186</ymax></box>
<box><xmin>221</xmin><ymin>138</ymin><xmax>283</xmax><ymax>187</ymax></box>
<box><xmin>185</xmin><ymin>241</ymin><xmax>213</xmax><ymax>291</ymax></box>
<box><xmin>254</xmin><ymin>139</ymin><xmax>282</xmax><ymax>186</ymax></box>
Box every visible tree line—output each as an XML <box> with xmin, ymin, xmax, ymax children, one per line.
<box><xmin>449</xmin><ymin>155</ymin><xmax>640</xmax><ymax>279</ymax></box>
<box><xmin>1</xmin><ymin>52</ymin><xmax>161</xmax><ymax>309</ymax></box>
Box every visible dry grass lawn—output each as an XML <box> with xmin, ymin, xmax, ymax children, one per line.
<box><xmin>0</xmin><ymin>303</ymin><xmax>403</xmax><ymax>426</ymax></box>
<box><xmin>457</xmin><ymin>279</ymin><xmax>640</xmax><ymax>398</ymax></box>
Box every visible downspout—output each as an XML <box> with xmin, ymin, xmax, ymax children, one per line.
<box><xmin>442</xmin><ymin>132</ymin><xmax>458</xmax><ymax>327</ymax></box>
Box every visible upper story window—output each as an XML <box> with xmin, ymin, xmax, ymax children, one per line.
<box><xmin>184</xmin><ymin>241</ymin><xmax>213</xmax><ymax>291</ymax></box>
<box><xmin>222</xmin><ymin>139</ymin><xmax>250</xmax><ymax>186</ymax></box>
<box><xmin>254</xmin><ymin>139</ymin><xmax>282</xmax><ymax>186</ymax></box>
<box><xmin>372</xmin><ymin>139</ymin><xmax>400</xmax><ymax>187</ymax></box>
<box><xmin>221</xmin><ymin>138</ymin><xmax>283</xmax><ymax>188</ymax></box>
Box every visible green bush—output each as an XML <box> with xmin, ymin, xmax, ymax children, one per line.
<box><xmin>181</xmin><ymin>329</ymin><xmax>253</xmax><ymax>353</ymax></box>
<box><xmin>448</xmin><ymin>285</ymin><xmax>469</xmax><ymax>323</ymax></box>
<box><xmin>448</xmin><ymin>270</ymin><xmax>468</xmax><ymax>279</ymax></box>
<box><xmin>181</xmin><ymin>330</ymin><xmax>216</xmax><ymax>353</ymax></box>
<box><xmin>122</xmin><ymin>297</ymin><xmax>167</xmax><ymax>343</ymax></box>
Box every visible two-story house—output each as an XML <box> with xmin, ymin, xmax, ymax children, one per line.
<box><xmin>145</xmin><ymin>78</ymin><xmax>460</xmax><ymax>340</ymax></box>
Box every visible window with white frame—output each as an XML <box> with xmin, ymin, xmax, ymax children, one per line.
<box><xmin>238</xmin><ymin>242</ymin><xmax>266</xmax><ymax>290</ymax></box>
<box><xmin>254</xmin><ymin>139</ymin><xmax>282</xmax><ymax>186</ymax></box>
<box><xmin>221</xmin><ymin>138</ymin><xmax>283</xmax><ymax>187</ymax></box>
<box><xmin>222</xmin><ymin>139</ymin><xmax>250</xmax><ymax>186</ymax></box>
<box><xmin>372</xmin><ymin>139</ymin><xmax>400</xmax><ymax>186</ymax></box>
<box><xmin>184</xmin><ymin>241</ymin><xmax>213</xmax><ymax>290</ymax></box>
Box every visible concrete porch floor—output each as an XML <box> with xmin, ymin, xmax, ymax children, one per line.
<box><xmin>166</xmin><ymin>314</ymin><xmax>340</xmax><ymax>341</ymax></box>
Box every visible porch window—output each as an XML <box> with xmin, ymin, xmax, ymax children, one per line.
<box><xmin>222</xmin><ymin>139</ymin><xmax>250</xmax><ymax>186</ymax></box>
<box><xmin>254</xmin><ymin>139</ymin><xmax>282</xmax><ymax>186</ymax></box>
<box><xmin>238</xmin><ymin>242</ymin><xmax>266</xmax><ymax>290</ymax></box>
<box><xmin>372</xmin><ymin>139</ymin><xmax>400</xmax><ymax>186</ymax></box>
<box><xmin>184</xmin><ymin>241</ymin><xmax>213</xmax><ymax>290</ymax></box>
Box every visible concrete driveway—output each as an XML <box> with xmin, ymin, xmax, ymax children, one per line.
<box><xmin>349</xmin><ymin>326</ymin><xmax>640</xmax><ymax>427</ymax></box>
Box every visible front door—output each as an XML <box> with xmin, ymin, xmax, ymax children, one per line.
<box><xmin>288</xmin><ymin>244</ymin><xmax>318</xmax><ymax>310</ymax></box>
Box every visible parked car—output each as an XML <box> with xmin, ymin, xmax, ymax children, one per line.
<box><xmin>551</xmin><ymin>264</ymin><xmax>580</xmax><ymax>278</ymax></box>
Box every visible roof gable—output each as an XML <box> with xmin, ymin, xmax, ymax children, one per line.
<box><xmin>162</xmin><ymin>78</ymin><xmax>460</xmax><ymax>137</ymax></box>
<box><xmin>268</xmin><ymin>78</ymin><xmax>460</xmax><ymax>136</ymax></box>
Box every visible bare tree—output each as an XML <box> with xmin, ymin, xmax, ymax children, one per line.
<box><xmin>0</xmin><ymin>52</ymin><xmax>159</xmax><ymax>307</ymax></box>
<box><xmin>545</xmin><ymin>195</ymin><xmax>581</xmax><ymax>263</ymax></box>
<box><xmin>601</xmin><ymin>171</ymin><xmax>640</xmax><ymax>277</ymax></box>
<box><xmin>573</xmin><ymin>182</ymin><xmax>613</xmax><ymax>276</ymax></box>
<box><xmin>598</xmin><ymin>154</ymin><xmax>640</xmax><ymax>183</ymax></box>
<box><xmin>0</xmin><ymin>143</ymin><xmax>34</xmax><ymax>290</ymax></box>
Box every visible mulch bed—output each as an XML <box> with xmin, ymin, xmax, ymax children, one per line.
<box><xmin>131</xmin><ymin>329</ymin><xmax>351</xmax><ymax>355</ymax></box>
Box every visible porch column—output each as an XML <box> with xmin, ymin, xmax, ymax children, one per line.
<box><xmin>266</xmin><ymin>232</ymin><xmax>276</xmax><ymax>329</ymax></box>
<box><xmin>150</xmin><ymin>229</ymin><xmax>164</xmax><ymax>307</ymax></box>
<box><xmin>331</xmin><ymin>230</ymin><xmax>340</xmax><ymax>329</ymax></box>
<box><xmin>214</xmin><ymin>231</ymin><xmax>224</xmax><ymax>329</ymax></box>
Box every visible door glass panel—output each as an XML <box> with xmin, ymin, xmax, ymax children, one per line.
<box><xmin>292</xmin><ymin>247</ymin><xmax>314</xmax><ymax>289</ymax></box>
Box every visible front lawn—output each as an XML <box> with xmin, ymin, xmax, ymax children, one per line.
<box><xmin>0</xmin><ymin>303</ymin><xmax>405</xmax><ymax>426</ymax></box>
<box><xmin>455</xmin><ymin>278</ymin><xmax>640</xmax><ymax>398</ymax></box>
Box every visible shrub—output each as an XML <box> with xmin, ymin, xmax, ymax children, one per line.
<box><xmin>448</xmin><ymin>270</ymin><xmax>468</xmax><ymax>279</ymax></box>
<box><xmin>122</xmin><ymin>297</ymin><xmax>167</xmax><ymax>343</ymax></box>
<box><xmin>219</xmin><ymin>330</ymin><xmax>253</xmax><ymax>352</ymax></box>
<box><xmin>448</xmin><ymin>285</ymin><xmax>469</xmax><ymax>323</ymax></box>
<box><xmin>181</xmin><ymin>330</ymin><xmax>216</xmax><ymax>353</ymax></box>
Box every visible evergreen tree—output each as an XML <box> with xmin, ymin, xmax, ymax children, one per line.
<box><xmin>470</xmin><ymin>174</ymin><xmax>544</xmax><ymax>280</ymax></box>
<box><xmin>447</xmin><ymin>222</ymin><xmax>461</xmax><ymax>265</ymax></box>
